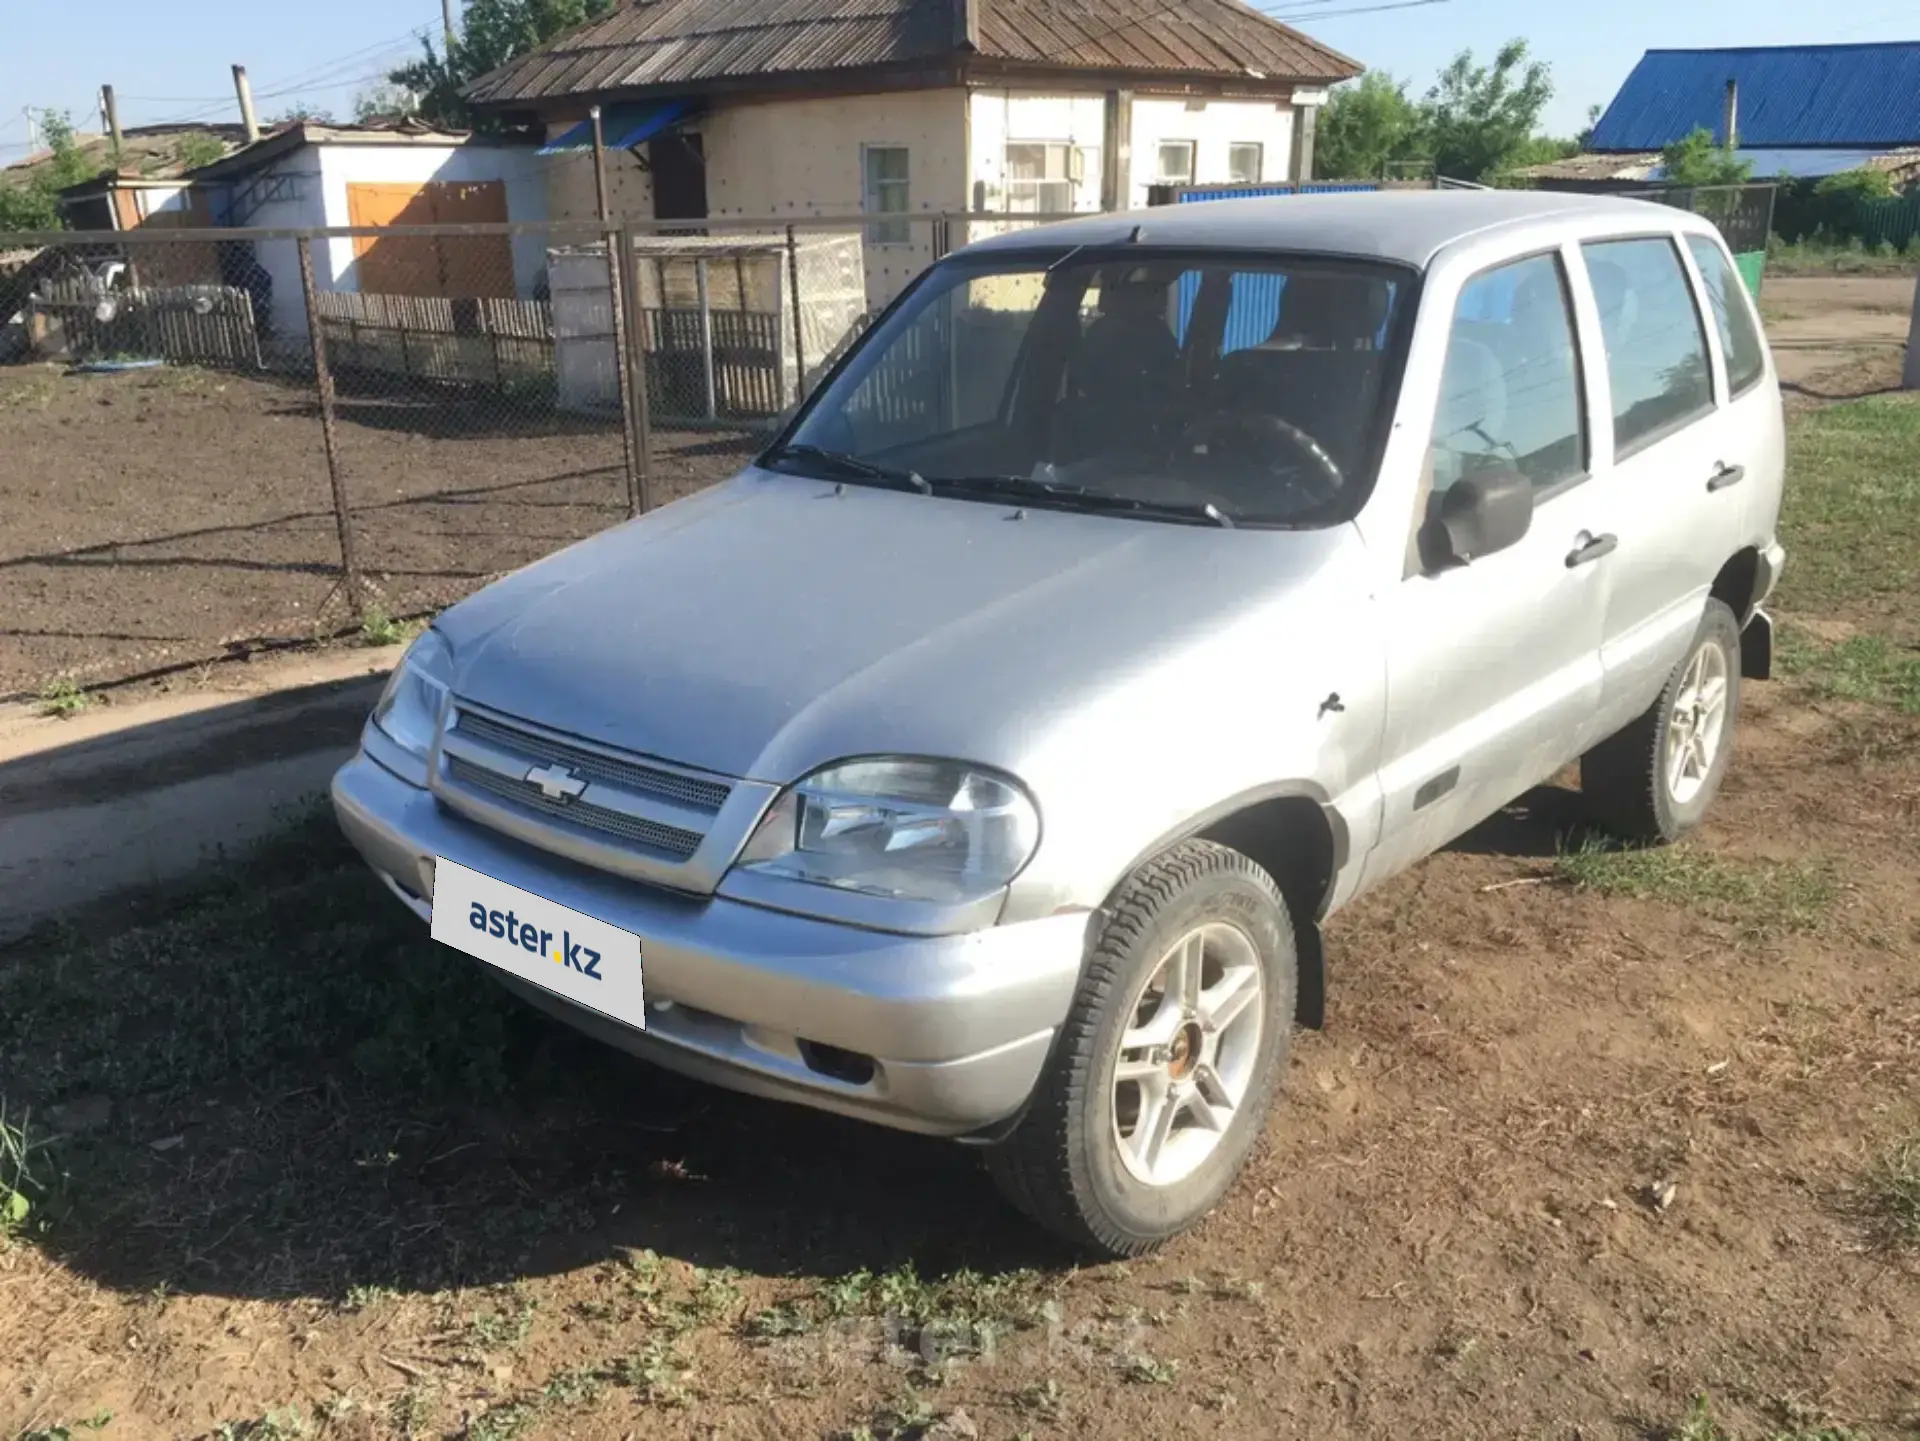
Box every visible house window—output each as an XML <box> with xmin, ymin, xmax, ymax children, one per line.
<box><xmin>1229</xmin><ymin>143</ymin><xmax>1264</xmax><ymax>184</ymax></box>
<box><xmin>1005</xmin><ymin>143</ymin><xmax>1103</xmax><ymax>213</ymax></box>
<box><xmin>862</xmin><ymin>145</ymin><xmax>910</xmax><ymax>245</ymax></box>
<box><xmin>1156</xmin><ymin>140</ymin><xmax>1197</xmax><ymax>185</ymax></box>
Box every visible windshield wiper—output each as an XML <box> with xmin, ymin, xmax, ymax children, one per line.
<box><xmin>762</xmin><ymin>443</ymin><xmax>931</xmax><ymax>494</ymax></box>
<box><xmin>936</xmin><ymin>474</ymin><xmax>1236</xmax><ymax>528</ymax></box>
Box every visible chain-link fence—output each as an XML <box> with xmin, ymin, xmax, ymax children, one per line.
<box><xmin>0</xmin><ymin>211</ymin><xmax>1069</xmax><ymax>700</ymax></box>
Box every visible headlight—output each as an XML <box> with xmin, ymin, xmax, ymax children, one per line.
<box><xmin>372</xmin><ymin>629</ymin><xmax>453</xmax><ymax>758</ymax></box>
<box><xmin>735</xmin><ymin>758</ymin><xmax>1040</xmax><ymax>904</ymax></box>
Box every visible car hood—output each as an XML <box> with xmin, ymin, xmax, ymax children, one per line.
<box><xmin>436</xmin><ymin>469</ymin><xmax>1353</xmax><ymax>782</ymax></box>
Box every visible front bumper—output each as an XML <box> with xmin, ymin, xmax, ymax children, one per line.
<box><xmin>331</xmin><ymin>752</ymin><xmax>1088</xmax><ymax>1137</ymax></box>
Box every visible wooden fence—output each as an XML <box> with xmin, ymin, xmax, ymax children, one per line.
<box><xmin>312</xmin><ymin>290</ymin><xmax>555</xmax><ymax>387</ymax></box>
<box><xmin>639</xmin><ymin>306</ymin><xmax>786</xmax><ymax>419</ymax></box>
<box><xmin>29</xmin><ymin>280</ymin><xmax>262</xmax><ymax>368</ymax></box>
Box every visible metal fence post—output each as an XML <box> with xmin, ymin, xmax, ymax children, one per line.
<box><xmin>1903</xmin><ymin>269</ymin><xmax>1920</xmax><ymax>392</ymax></box>
<box><xmin>618</xmin><ymin>222</ymin><xmax>656</xmax><ymax>513</ymax></box>
<box><xmin>785</xmin><ymin>224</ymin><xmax>806</xmax><ymax>407</ymax></box>
<box><xmin>695</xmin><ymin>257</ymin><xmax>718</xmax><ymax>421</ymax></box>
<box><xmin>605</xmin><ymin>227</ymin><xmax>644</xmax><ymax>519</ymax></box>
<box><xmin>297</xmin><ymin>235</ymin><xmax>363</xmax><ymax>623</ymax></box>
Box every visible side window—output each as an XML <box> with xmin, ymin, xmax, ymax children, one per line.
<box><xmin>1429</xmin><ymin>253</ymin><xmax>1586</xmax><ymax>497</ymax></box>
<box><xmin>1581</xmin><ymin>237</ymin><xmax>1714</xmax><ymax>456</ymax></box>
<box><xmin>1686</xmin><ymin>236</ymin><xmax>1767</xmax><ymax>396</ymax></box>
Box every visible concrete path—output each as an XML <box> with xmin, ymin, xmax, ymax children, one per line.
<box><xmin>0</xmin><ymin>648</ymin><xmax>399</xmax><ymax>938</ymax></box>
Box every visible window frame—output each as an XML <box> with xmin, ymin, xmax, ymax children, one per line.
<box><xmin>1228</xmin><ymin>141</ymin><xmax>1264</xmax><ymax>184</ymax></box>
<box><xmin>860</xmin><ymin>143</ymin><xmax>912</xmax><ymax>247</ymax></box>
<box><xmin>1004</xmin><ymin>140</ymin><xmax>1074</xmax><ymax>214</ymax></box>
<box><xmin>1577</xmin><ymin>231</ymin><xmax>1718</xmax><ymax>464</ymax></box>
<box><xmin>1429</xmin><ymin>244</ymin><xmax>1594</xmax><ymax>511</ymax></box>
<box><xmin>1155</xmin><ymin>139</ymin><xmax>1197</xmax><ymax>185</ymax></box>
<box><xmin>1682</xmin><ymin>232</ymin><xmax>1767</xmax><ymax>402</ymax></box>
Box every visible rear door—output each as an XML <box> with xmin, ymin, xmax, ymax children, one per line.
<box><xmin>1683</xmin><ymin>232</ymin><xmax>1785</xmax><ymax>564</ymax></box>
<box><xmin>1572</xmin><ymin>233</ymin><xmax>1745</xmax><ymax>734</ymax></box>
<box><xmin>1362</xmin><ymin>247</ymin><xmax>1611</xmax><ymax>886</ymax></box>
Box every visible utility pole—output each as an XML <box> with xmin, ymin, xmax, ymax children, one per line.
<box><xmin>100</xmin><ymin>85</ymin><xmax>124</xmax><ymax>165</ymax></box>
<box><xmin>442</xmin><ymin>0</ymin><xmax>458</xmax><ymax>53</ymax></box>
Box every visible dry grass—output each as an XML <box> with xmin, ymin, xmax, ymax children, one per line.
<box><xmin>1552</xmin><ymin>838</ymin><xmax>1837</xmax><ymax>935</ymax></box>
<box><xmin>1865</xmin><ymin>1134</ymin><xmax>1920</xmax><ymax>1246</ymax></box>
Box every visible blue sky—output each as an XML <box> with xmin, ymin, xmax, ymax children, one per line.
<box><xmin>5</xmin><ymin>0</ymin><xmax>1917</xmax><ymax>159</ymax></box>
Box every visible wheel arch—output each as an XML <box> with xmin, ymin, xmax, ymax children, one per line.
<box><xmin>1711</xmin><ymin>547</ymin><xmax>1762</xmax><ymax>624</ymax></box>
<box><xmin>1102</xmin><ymin>782</ymin><xmax>1344</xmax><ymax>1030</ymax></box>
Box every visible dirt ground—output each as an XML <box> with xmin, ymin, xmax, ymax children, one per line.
<box><xmin>0</xmin><ymin>365</ymin><xmax>759</xmax><ymax>699</ymax></box>
<box><xmin>2</xmin><ymin>668</ymin><xmax>1915</xmax><ymax>1441</ymax></box>
<box><xmin>1761</xmin><ymin>274</ymin><xmax>1914</xmax><ymax>406</ymax></box>
<box><xmin>2</xmin><ymin>278</ymin><xmax>1918</xmax><ymax>1441</ymax></box>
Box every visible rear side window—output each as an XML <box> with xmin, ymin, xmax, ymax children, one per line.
<box><xmin>1686</xmin><ymin>236</ymin><xmax>1767</xmax><ymax>396</ymax></box>
<box><xmin>1581</xmin><ymin>237</ymin><xmax>1714</xmax><ymax>457</ymax></box>
<box><xmin>1429</xmin><ymin>252</ymin><xmax>1586</xmax><ymax>495</ymax></box>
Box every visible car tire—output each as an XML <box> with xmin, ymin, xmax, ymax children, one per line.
<box><xmin>984</xmin><ymin>839</ymin><xmax>1296</xmax><ymax>1257</ymax></box>
<box><xmin>1582</xmin><ymin>598</ymin><xmax>1743</xmax><ymax>844</ymax></box>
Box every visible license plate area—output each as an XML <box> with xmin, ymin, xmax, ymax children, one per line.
<box><xmin>429</xmin><ymin>858</ymin><xmax>645</xmax><ymax>1028</ymax></box>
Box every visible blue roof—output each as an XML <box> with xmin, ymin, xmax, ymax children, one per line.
<box><xmin>538</xmin><ymin>99</ymin><xmax>695</xmax><ymax>156</ymax></box>
<box><xmin>1590</xmin><ymin>42</ymin><xmax>1920</xmax><ymax>151</ymax></box>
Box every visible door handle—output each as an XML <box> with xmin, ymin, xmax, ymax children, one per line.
<box><xmin>1707</xmin><ymin>462</ymin><xmax>1746</xmax><ymax>493</ymax></box>
<box><xmin>1565</xmin><ymin>532</ymin><xmax>1618</xmax><ymax>568</ymax></box>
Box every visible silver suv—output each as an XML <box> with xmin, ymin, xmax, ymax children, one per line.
<box><xmin>333</xmin><ymin>192</ymin><xmax>1786</xmax><ymax>1255</ymax></box>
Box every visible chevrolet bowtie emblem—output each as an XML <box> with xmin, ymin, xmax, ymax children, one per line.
<box><xmin>525</xmin><ymin>763</ymin><xmax>589</xmax><ymax>802</ymax></box>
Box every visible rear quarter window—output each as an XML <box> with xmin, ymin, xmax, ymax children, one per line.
<box><xmin>1581</xmin><ymin>236</ymin><xmax>1715</xmax><ymax>457</ymax></box>
<box><xmin>1686</xmin><ymin>236</ymin><xmax>1768</xmax><ymax>396</ymax></box>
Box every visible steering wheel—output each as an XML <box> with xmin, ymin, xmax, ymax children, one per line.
<box><xmin>1179</xmin><ymin>410</ymin><xmax>1345</xmax><ymax>509</ymax></box>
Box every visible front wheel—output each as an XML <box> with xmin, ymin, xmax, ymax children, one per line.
<box><xmin>985</xmin><ymin>839</ymin><xmax>1296</xmax><ymax>1257</ymax></box>
<box><xmin>1582</xmin><ymin>598</ymin><xmax>1743</xmax><ymax>843</ymax></box>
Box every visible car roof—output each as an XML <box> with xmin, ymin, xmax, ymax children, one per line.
<box><xmin>957</xmin><ymin>190</ymin><xmax>1703</xmax><ymax>269</ymax></box>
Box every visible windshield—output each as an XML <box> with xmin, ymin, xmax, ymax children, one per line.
<box><xmin>771</xmin><ymin>249</ymin><xmax>1413</xmax><ymax>527</ymax></box>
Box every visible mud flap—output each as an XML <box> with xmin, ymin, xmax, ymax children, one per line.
<box><xmin>1741</xmin><ymin>606</ymin><xmax>1774</xmax><ymax>681</ymax></box>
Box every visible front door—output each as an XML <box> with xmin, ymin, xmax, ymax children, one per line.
<box><xmin>1363</xmin><ymin>248</ymin><xmax>1611</xmax><ymax>887</ymax></box>
<box><xmin>651</xmin><ymin>131</ymin><xmax>708</xmax><ymax>222</ymax></box>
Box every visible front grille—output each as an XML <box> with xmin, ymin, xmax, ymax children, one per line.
<box><xmin>454</xmin><ymin>710</ymin><xmax>732</xmax><ymax>812</ymax></box>
<box><xmin>447</xmin><ymin>755</ymin><xmax>704</xmax><ymax>860</ymax></box>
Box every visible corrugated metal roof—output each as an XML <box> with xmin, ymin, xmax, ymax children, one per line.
<box><xmin>466</xmin><ymin>0</ymin><xmax>1358</xmax><ymax>107</ymax></box>
<box><xmin>1518</xmin><ymin>144</ymin><xmax>1920</xmax><ymax>185</ymax></box>
<box><xmin>977</xmin><ymin>0</ymin><xmax>1357</xmax><ymax>80</ymax></box>
<box><xmin>1590</xmin><ymin>43</ymin><xmax>1920</xmax><ymax>151</ymax></box>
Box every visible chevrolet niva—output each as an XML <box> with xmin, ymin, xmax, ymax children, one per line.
<box><xmin>335</xmin><ymin>192</ymin><xmax>1785</xmax><ymax>1255</ymax></box>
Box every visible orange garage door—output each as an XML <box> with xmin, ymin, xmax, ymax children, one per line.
<box><xmin>347</xmin><ymin>180</ymin><xmax>515</xmax><ymax>298</ymax></box>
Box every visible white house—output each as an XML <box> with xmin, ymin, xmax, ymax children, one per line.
<box><xmin>466</xmin><ymin>0</ymin><xmax>1359</xmax><ymax>308</ymax></box>
<box><xmin>184</xmin><ymin>118</ymin><xmax>549</xmax><ymax>338</ymax></box>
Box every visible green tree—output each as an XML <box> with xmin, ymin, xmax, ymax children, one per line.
<box><xmin>0</xmin><ymin>111</ymin><xmax>105</xmax><ymax>232</ymax></box>
<box><xmin>354</xmin><ymin>83</ymin><xmax>419</xmax><ymax>122</ymax></box>
<box><xmin>1574</xmin><ymin>102</ymin><xmax>1603</xmax><ymax>151</ymax></box>
<box><xmin>174</xmin><ymin>132</ymin><xmax>228</xmax><ymax>171</ymax></box>
<box><xmin>1660</xmin><ymin>127</ymin><xmax>1753</xmax><ymax>186</ymax></box>
<box><xmin>1422</xmin><ymin>40</ymin><xmax>1555</xmax><ymax>183</ymax></box>
<box><xmin>392</xmin><ymin>0</ymin><xmax>617</xmax><ymax>129</ymax></box>
<box><xmin>1314</xmin><ymin>71</ymin><xmax>1428</xmax><ymax>180</ymax></box>
<box><xmin>1506</xmin><ymin>134</ymin><xmax>1580</xmax><ymax>169</ymax></box>
<box><xmin>266</xmin><ymin>104</ymin><xmax>336</xmax><ymax>127</ymax></box>
<box><xmin>1812</xmin><ymin>166</ymin><xmax>1895</xmax><ymax>201</ymax></box>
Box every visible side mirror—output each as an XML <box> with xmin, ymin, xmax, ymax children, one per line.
<box><xmin>1430</xmin><ymin>466</ymin><xmax>1533</xmax><ymax>568</ymax></box>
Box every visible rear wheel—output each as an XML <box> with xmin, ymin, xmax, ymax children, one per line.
<box><xmin>985</xmin><ymin>839</ymin><xmax>1295</xmax><ymax>1257</ymax></box>
<box><xmin>1582</xmin><ymin>599</ymin><xmax>1742</xmax><ymax>843</ymax></box>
